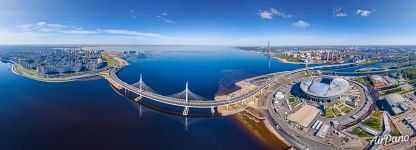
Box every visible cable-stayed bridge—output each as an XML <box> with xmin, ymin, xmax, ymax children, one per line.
<box><xmin>109</xmin><ymin>62</ymin><xmax>356</xmax><ymax>115</ymax></box>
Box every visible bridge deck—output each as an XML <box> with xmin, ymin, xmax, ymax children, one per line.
<box><xmin>109</xmin><ymin>63</ymin><xmax>356</xmax><ymax>108</ymax></box>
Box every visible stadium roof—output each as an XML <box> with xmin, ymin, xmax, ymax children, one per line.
<box><xmin>301</xmin><ymin>76</ymin><xmax>349</xmax><ymax>98</ymax></box>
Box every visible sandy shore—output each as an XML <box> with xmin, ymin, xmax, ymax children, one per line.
<box><xmin>215</xmin><ymin>78</ymin><xmax>290</xmax><ymax>149</ymax></box>
<box><xmin>273</xmin><ymin>56</ymin><xmax>323</xmax><ymax>65</ymax></box>
<box><xmin>273</xmin><ymin>56</ymin><xmax>307</xmax><ymax>65</ymax></box>
<box><xmin>234</xmin><ymin>112</ymin><xmax>289</xmax><ymax>150</ymax></box>
<box><xmin>215</xmin><ymin>80</ymin><xmax>257</xmax><ymax>115</ymax></box>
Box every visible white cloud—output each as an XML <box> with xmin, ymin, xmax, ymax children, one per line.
<box><xmin>19</xmin><ymin>22</ymin><xmax>102</xmax><ymax>35</ymax></box>
<box><xmin>0</xmin><ymin>22</ymin><xmax>181</xmax><ymax>44</ymax></box>
<box><xmin>156</xmin><ymin>13</ymin><xmax>175</xmax><ymax>23</ymax></box>
<box><xmin>257</xmin><ymin>8</ymin><xmax>293</xmax><ymax>20</ymax></box>
<box><xmin>60</xmin><ymin>29</ymin><xmax>99</xmax><ymax>35</ymax></box>
<box><xmin>356</xmin><ymin>9</ymin><xmax>373</xmax><ymax>17</ymax></box>
<box><xmin>1</xmin><ymin>26</ymin><xmax>416</xmax><ymax>46</ymax></box>
<box><xmin>14</xmin><ymin>22</ymin><xmax>169</xmax><ymax>39</ymax></box>
<box><xmin>257</xmin><ymin>10</ymin><xmax>274</xmax><ymax>19</ymax></box>
<box><xmin>103</xmin><ymin>29</ymin><xmax>163</xmax><ymax>38</ymax></box>
<box><xmin>16</xmin><ymin>22</ymin><xmax>167</xmax><ymax>38</ymax></box>
<box><xmin>335</xmin><ymin>12</ymin><xmax>347</xmax><ymax>17</ymax></box>
<box><xmin>20</xmin><ymin>22</ymin><xmax>67</xmax><ymax>32</ymax></box>
<box><xmin>130</xmin><ymin>9</ymin><xmax>136</xmax><ymax>20</ymax></box>
<box><xmin>333</xmin><ymin>8</ymin><xmax>347</xmax><ymax>17</ymax></box>
<box><xmin>292</xmin><ymin>20</ymin><xmax>310</xmax><ymax>29</ymax></box>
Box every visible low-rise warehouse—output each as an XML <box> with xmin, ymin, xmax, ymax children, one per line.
<box><xmin>288</xmin><ymin>104</ymin><xmax>321</xmax><ymax>127</ymax></box>
<box><xmin>384</xmin><ymin>93</ymin><xmax>409</xmax><ymax>115</ymax></box>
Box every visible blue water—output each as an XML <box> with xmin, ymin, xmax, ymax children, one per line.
<box><xmin>0</xmin><ymin>46</ymin><xmax>302</xmax><ymax>150</ymax></box>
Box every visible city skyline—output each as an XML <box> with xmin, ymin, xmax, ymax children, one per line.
<box><xmin>0</xmin><ymin>0</ymin><xmax>415</xmax><ymax>46</ymax></box>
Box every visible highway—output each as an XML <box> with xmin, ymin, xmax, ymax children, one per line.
<box><xmin>109</xmin><ymin>63</ymin><xmax>356</xmax><ymax>108</ymax></box>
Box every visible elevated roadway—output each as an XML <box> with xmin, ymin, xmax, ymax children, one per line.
<box><xmin>109</xmin><ymin>63</ymin><xmax>356</xmax><ymax>108</ymax></box>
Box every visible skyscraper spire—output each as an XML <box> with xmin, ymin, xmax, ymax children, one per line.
<box><xmin>267</xmin><ymin>40</ymin><xmax>270</xmax><ymax>54</ymax></box>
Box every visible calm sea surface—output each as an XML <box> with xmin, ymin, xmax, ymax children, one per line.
<box><xmin>0</xmin><ymin>46</ymin><xmax>303</xmax><ymax>150</ymax></box>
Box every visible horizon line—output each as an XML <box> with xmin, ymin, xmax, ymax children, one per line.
<box><xmin>1</xmin><ymin>43</ymin><xmax>416</xmax><ymax>47</ymax></box>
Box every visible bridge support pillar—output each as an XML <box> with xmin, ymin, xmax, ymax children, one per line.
<box><xmin>183</xmin><ymin>106</ymin><xmax>189</xmax><ymax>116</ymax></box>
<box><xmin>135</xmin><ymin>96</ymin><xmax>142</xmax><ymax>102</ymax></box>
<box><xmin>210</xmin><ymin>107</ymin><xmax>215</xmax><ymax>114</ymax></box>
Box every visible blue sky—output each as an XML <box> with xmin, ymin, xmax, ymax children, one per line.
<box><xmin>0</xmin><ymin>0</ymin><xmax>415</xmax><ymax>45</ymax></box>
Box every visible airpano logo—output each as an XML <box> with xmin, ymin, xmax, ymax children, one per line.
<box><xmin>369</xmin><ymin>134</ymin><xmax>410</xmax><ymax>145</ymax></box>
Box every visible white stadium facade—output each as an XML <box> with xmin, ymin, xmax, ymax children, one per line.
<box><xmin>300</xmin><ymin>76</ymin><xmax>349</xmax><ymax>103</ymax></box>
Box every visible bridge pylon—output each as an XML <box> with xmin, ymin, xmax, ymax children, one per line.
<box><xmin>185</xmin><ymin>81</ymin><xmax>189</xmax><ymax>103</ymax></box>
<box><xmin>135</xmin><ymin>96</ymin><xmax>142</xmax><ymax>102</ymax></box>
<box><xmin>139</xmin><ymin>73</ymin><xmax>143</xmax><ymax>93</ymax></box>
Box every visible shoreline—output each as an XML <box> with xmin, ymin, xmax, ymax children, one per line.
<box><xmin>273</xmin><ymin>56</ymin><xmax>322</xmax><ymax>65</ymax></box>
<box><xmin>8</xmin><ymin>52</ymin><xmax>128</xmax><ymax>83</ymax></box>
<box><xmin>214</xmin><ymin>78</ymin><xmax>291</xmax><ymax>149</ymax></box>
<box><xmin>273</xmin><ymin>56</ymin><xmax>306</xmax><ymax>64</ymax></box>
<box><xmin>233</xmin><ymin>112</ymin><xmax>289</xmax><ymax>150</ymax></box>
<box><xmin>263</xmin><ymin>118</ymin><xmax>291</xmax><ymax>147</ymax></box>
<box><xmin>10</xmin><ymin>63</ymin><xmax>102</xmax><ymax>83</ymax></box>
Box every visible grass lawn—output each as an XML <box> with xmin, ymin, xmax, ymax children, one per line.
<box><xmin>16</xmin><ymin>65</ymin><xmax>39</xmax><ymax>78</ymax></box>
<box><xmin>390</xmin><ymin>120</ymin><xmax>401</xmax><ymax>136</ymax></box>
<box><xmin>14</xmin><ymin>66</ymin><xmax>22</xmax><ymax>74</ymax></box>
<box><xmin>340</xmin><ymin>106</ymin><xmax>351</xmax><ymax>113</ymax></box>
<box><xmin>274</xmin><ymin>53</ymin><xmax>302</xmax><ymax>63</ymax></box>
<box><xmin>372</xmin><ymin>111</ymin><xmax>383</xmax><ymax>119</ymax></box>
<box><xmin>106</xmin><ymin>57</ymin><xmax>118</xmax><ymax>67</ymax></box>
<box><xmin>289</xmin><ymin>96</ymin><xmax>300</xmax><ymax>107</ymax></box>
<box><xmin>352</xmin><ymin>127</ymin><xmax>372</xmax><ymax>137</ymax></box>
<box><xmin>338</xmin><ymin>103</ymin><xmax>353</xmax><ymax>114</ymax></box>
<box><xmin>325</xmin><ymin>106</ymin><xmax>335</xmax><ymax>118</ymax></box>
<box><xmin>333</xmin><ymin>107</ymin><xmax>343</xmax><ymax>117</ymax></box>
<box><xmin>101</xmin><ymin>53</ymin><xmax>119</xmax><ymax>67</ymax></box>
<box><xmin>336</xmin><ymin>102</ymin><xmax>344</xmax><ymax>107</ymax></box>
<box><xmin>289</xmin><ymin>96</ymin><xmax>296</xmax><ymax>103</ymax></box>
<box><xmin>363</xmin><ymin>116</ymin><xmax>382</xmax><ymax>132</ymax></box>
<box><xmin>356</xmin><ymin>77</ymin><xmax>371</xmax><ymax>86</ymax></box>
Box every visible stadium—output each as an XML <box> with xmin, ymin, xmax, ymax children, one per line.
<box><xmin>300</xmin><ymin>76</ymin><xmax>349</xmax><ymax>103</ymax></box>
